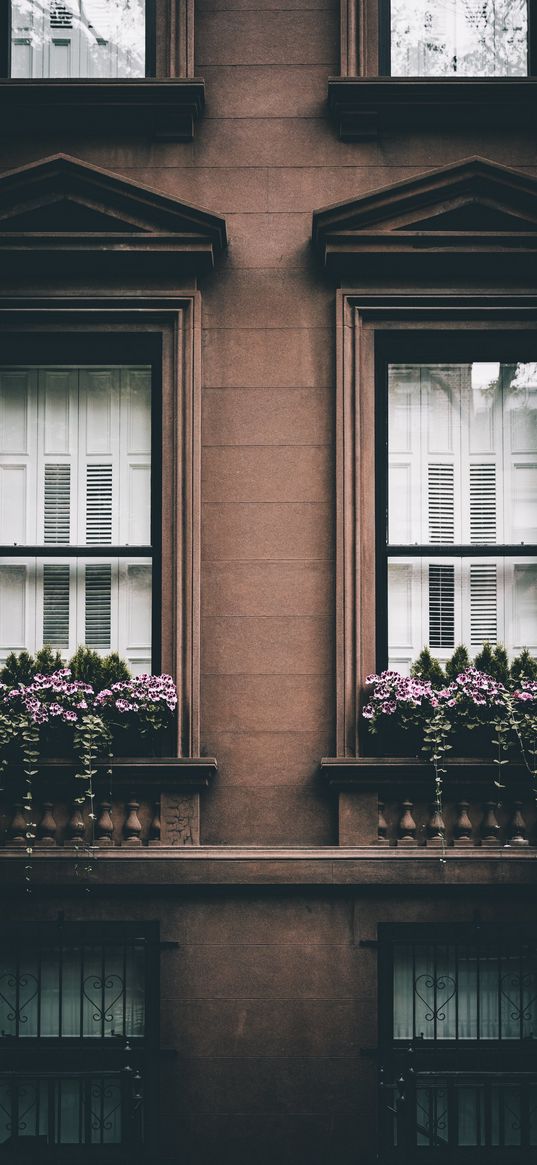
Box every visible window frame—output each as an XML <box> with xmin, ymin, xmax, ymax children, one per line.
<box><xmin>334</xmin><ymin>295</ymin><xmax>537</xmax><ymax>756</ymax></box>
<box><xmin>374</xmin><ymin>332</ymin><xmax>537</xmax><ymax>671</ymax></box>
<box><xmin>0</xmin><ymin>299</ymin><xmax>203</xmax><ymax>759</ymax></box>
<box><xmin>378</xmin><ymin>922</ymin><xmax>537</xmax><ymax>1161</ymax></box>
<box><xmin>0</xmin><ymin>919</ymin><xmax>160</xmax><ymax>1162</ymax></box>
<box><xmin>0</xmin><ymin>336</ymin><xmax>162</xmax><ymax>673</ymax></box>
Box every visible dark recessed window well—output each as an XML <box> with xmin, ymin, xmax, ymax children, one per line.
<box><xmin>0</xmin><ymin>334</ymin><xmax>162</xmax><ymax>676</ymax></box>
<box><xmin>379</xmin><ymin>924</ymin><xmax>537</xmax><ymax>1160</ymax></box>
<box><xmin>375</xmin><ymin>335</ymin><xmax>537</xmax><ymax>674</ymax></box>
<box><xmin>380</xmin><ymin>0</ymin><xmax>531</xmax><ymax>77</ymax></box>
<box><xmin>0</xmin><ymin>922</ymin><xmax>159</xmax><ymax>1161</ymax></box>
<box><xmin>5</xmin><ymin>0</ymin><xmax>155</xmax><ymax>78</ymax></box>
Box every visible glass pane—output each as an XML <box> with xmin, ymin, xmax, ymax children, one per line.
<box><xmin>388</xmin><ymin>362</ymin><xmax>537</xmax><ymax>546</ymax></box>
<box><xmin>11</xmin><ymin>0</ymin><xmax>146</xmax><ymax>78</ymax></box>
<box><xmin>394</xmin><ymin>941</ymin><xmax>537</xmax><ymax>1042</ymax></box>
<box><xmin>390</xmin><ymin>0</ymin><xmax>527</xmax><ymax>77</ymax></box>
<box><xmin>0</xmin><ymin>556</ymin><xmax>152</xmax><ymax>672</ymax></box>
<box><xmin>387</xmin><ymin>553</ymin><xmax>537</xmax><ymax>668</ymax></box>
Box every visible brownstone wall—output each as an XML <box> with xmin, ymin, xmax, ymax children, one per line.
<box><xmin>6</xmin><ymin>890</ymin><xmax>535</xmax><ymax>1165</ymax></box>
<box><xmin>6</xmin><ymin>0</ymin><xmax>537</xmax><ymax>845</ymax></box>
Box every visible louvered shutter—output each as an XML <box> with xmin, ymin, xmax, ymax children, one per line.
<box><xmin>388</xmin><ymin>366</ymin><xmax>422</xmax><ymax>671</ymax></box>
<box><xmin>423</xmin><ymin>366</ymin><xmax>461</xmax><ymax>655</ymax></box>
<box><xmin>503</xmin><ymin>363</ymin><xmax>537</xmax><ymax>654</ymax></box>
<box><xmin>0</xmin><ymin>370</ymin><xmax>37</xmax><ymax>658</ymax></box>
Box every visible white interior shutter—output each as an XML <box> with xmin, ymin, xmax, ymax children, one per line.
<box><xmin>44</xmin><ymin>465</ymin><xmax>71</xmax><ymax>544</ymax></box>
<box><xmin>469</xmin><ymin>464</ymin><xmax>496</xmax><ymax>543</ymax></box>
<box><xmin>469</xmin><ymin>564</ymin><xmax>498</xmax><ymax>647</ymax></box>
<box><xmin>428</xmin><ymin>464</ymin><xmax>455</xmax><ymax>543</ymax></box>
<box><xmin>428</xmin><ymin>563</ymin><xmax>455</xmax><ymax>649</ymax></box>
<box><xmin>42</xmin><ymin>564</ymin><xmax>70</xmax><ymax>649</ymax></box>
<box><xmin>85</xmin><ymin>564</ymin><xmax>112</xmax><ymax>649</ymax></box>
<box><xmin>0</xmin><ymin>566</ymin><xmax>27</xmax><ymax>653</ymax></box>
<box><xmin>85</xmin><ymin>464</ymin><xmax>113</xmax><ymax>545</ymax></box>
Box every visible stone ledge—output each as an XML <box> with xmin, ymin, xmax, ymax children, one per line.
<box><xmin>0</xmin><ymin>79</ymin><xmax>205</xmax><ymax>141</ymax></box>
<box><xmin>327</xmin><ymin>78</ymin><xmax>537</xmax><ymax>141</ymax></box>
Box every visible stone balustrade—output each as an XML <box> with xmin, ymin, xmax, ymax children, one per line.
<box><xmin>0</xmin><ymin>757</ymin><xmax>216</xmax><ymax>850</ymax></box>
<box><xmin>321</xmin><ymin>757</ymin><xmax>537</xmax><ymax>848</ymax></box>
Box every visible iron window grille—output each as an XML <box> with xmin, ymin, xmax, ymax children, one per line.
<box><xmin>0</xmin><ymin>921</ymin><xmax>159</xmax><ymax>1162</ymax></box>
<box><xmin>378</xmin><ymin>923</ymin><xmax>537</xmax><ymax>1160</ymax></box>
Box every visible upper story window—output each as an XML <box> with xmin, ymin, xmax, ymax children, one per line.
<box><xmin>10</xmin><ymin>0</ymin><xmax>152</xmax><ymax>78</ymax></box>
<box><xmin>0</xmin><ymin>362</ymin><xmax>155</xmax><ymax>675</ymax></box>
<box><xmin>387</xmin><ymin>0</ymin><xmax>528</xmax><ymax>77</ymax></box>
<box><xmin>382</xmin><ymin>355</ymin><xmax>537</xmax><ymax>672</ymax></box>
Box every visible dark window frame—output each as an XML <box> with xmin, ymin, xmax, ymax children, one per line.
<box><xmin>0</xmin><ymin>920</ymin><xmax>160</xmax><ymax>1162</ymax></box>
<box><xmin>374</xmin><ymin>330</ymin><xmax>537</xmax><ymax>671</ymax></box>
<box><xmin>378</xmin><ymin>0</ymin><xmax>537</xmax><ymax>78</ymax></box>
<box><xmin>378</xmin><ymin>922</ymin><xmax>537</xmax><ymax>1162</ymax></box>
<box><xmin>0</xmin><ymin>333</ymin><xmax>163</xmax><ymax>676</ymax></box>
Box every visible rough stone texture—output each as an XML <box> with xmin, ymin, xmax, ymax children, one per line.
<box><xmin>161</xmin><ymin>792</ymin><xmax>200</xmax><ymax>845</ymax></box>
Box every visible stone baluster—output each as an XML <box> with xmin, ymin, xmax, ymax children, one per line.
<box><xmin>481</xmin><ymin>801</ymin><xmax>500</xmax><ymax>847</ymax></box>
<box><xmin>67</xmin><ymin>801</ymin><xmax>85</xmax><ymax>846</ymax></box>
<box><xmin>377</xmin><ymin>800</ymin><xmax>388</xmax><ymax>846</ymax></box>
<box><xmin>453</xmin><ymin>801</ymin><xmax>473</xmax><ymax>846</ymax></box>
<box><xmin>148</xmin><ymin>801</ymin><xmax>161</xmax><ymax>847</ymax></box>
<box><xmin>96</xmin><ymin>801</ymin><xmax>114</xmax><ymax>847</ymax></box>
<box><xmin>426</xmin><ymin>802</ymin><xmax>445</xmax><ymax>847</ymax></box>
<box><xmin>124</xmin><ymin>799</ymin><xmax>143</xmax><ymax>846</ymax></box>
<box><xmin>508</xmin><ymin>801</ymin><xmax>529</xmax><ymax>847</ymax></box>
<box><xmin>7</xmin><ymin>802</ymin><xmax>27</xmax><ymax>847</ymax></box>
<box><xmin>36</xmin><ymin>802</ymin><xmax>57</xmax><ymax>847</ymax></box>
<box><xmin>398</xmin><ymin>800</ymin><xmax>417</xmax><ymax>846</ymax></box>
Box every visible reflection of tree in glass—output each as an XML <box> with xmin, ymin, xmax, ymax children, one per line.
<box><xmin>11</xmin><ymin>0</ymin><xmax>145</xmax><ymax>78</ymax></box>
<box><xmin>391</xmin><ymin>0</ymin><xmax>527</xmax><ymax>77</ymax></box>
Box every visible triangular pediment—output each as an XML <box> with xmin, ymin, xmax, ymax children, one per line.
<box><xmin>0</xmin><ymin>153</ymin><xmax>227</xmax><ymax>275</ymax></box>
<box><xmin>313</xmin><ymin>158</ymin><xmax>537</xmax><ymax>274</ymax></box>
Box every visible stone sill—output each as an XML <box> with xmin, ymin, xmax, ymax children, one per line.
<box><xmin>0</xmin><ymin>79</ymin><xmax>205</xmax><ymax>140</ymax></box>
<box><xmin>10</xmin><ymin>756</ymin><xmax>218</xmax><ymax>791</ymax></box>
<box><xmin>321</xmin><ymin>756</ymin><xmax>527</xmax><ymax>790</ymax></box>
<box><xmin>327</xmin><ymin>77</ymin><xmax>537</xmax><ymax>140</ymax></box>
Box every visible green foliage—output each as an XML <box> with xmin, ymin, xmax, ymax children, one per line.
<box><xmin>68</xmin><ymin>646</ymin><xmax>131</xmax><ymax>691</ymax></box>
<box><xmin>473</xmin><ymin>642</ymin><xmax>495</xmax><ymax>675</ymax></box>
<box><xmin>34</xmin><ymin>646</ymin><xmax>64</xmax><ymax>675</ymax></box>
<box><xmin>0</xmin><ymin>650</ymin><xmax>36</xmax><ymax>686</ymax></box>
<box><xmin>410</xmin><ymin>646</ymin><xmax>445</xmax><ymax>687</ymax></box>
<box><xmin>69</xmin><ymin>646</ymin><xmax>106</xmax><ymax>688</ymax></box>
<box><xmin>99</xmin><ymin>652</ymin><xmax>131</xmax><ymax>687</ymax></box>
<box><xmin>490</xmin><ymin>645</ymin><xmax>510</xmax><ymax>684</ymax></box>
<box><xmin>510</xmin><ymin>648</ymin><xmax>537</xmax><ymax>684</ymax></box>
<box><xmin>445</xmin><ymin>645</ymin><xmax>470</xmax><ymax>682</ymax></box>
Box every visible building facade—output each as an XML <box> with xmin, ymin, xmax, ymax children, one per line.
<box><xmin>0</xmin><ymin>0</ymin><xmax>536</xmax><ymax>1161</ymax></box>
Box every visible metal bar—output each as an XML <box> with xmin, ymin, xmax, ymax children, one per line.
<box><xmin>0</xmin><ymin>546</ymin><xmax>152</xmax><ymax>557</ymax></box>
<box><xmin>387</xmin><ymin>544</ymin><xmax>537</xmax><ymax>557</ymax></box>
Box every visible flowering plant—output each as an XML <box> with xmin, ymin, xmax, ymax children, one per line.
<box><xmin>0</xmin><ymin>656</ymin><xmax>178</xmax><ymax>853</ymax></box>
<box><xmin>363</xmin><ymin>652</ymin><xmax>537</xmax><ymax>827</ymax></box>
<box><xmin>94</xmin><ymin>673</ymin><xmax>178</xmax><ymax>737</ymax></box>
